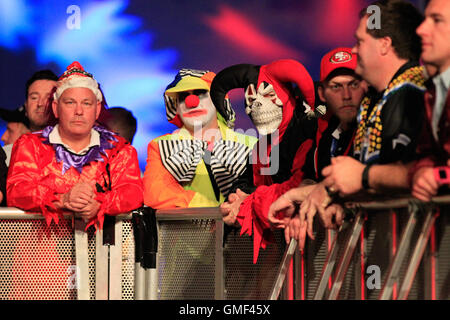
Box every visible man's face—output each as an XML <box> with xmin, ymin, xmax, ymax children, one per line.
<box><xmin>416</xmin><ymin>0</ymin><xmax>450</xmax><ymax>73</ymax></box>
<box><xmin>318</xmin><ymin>74</ymin><xmax>366</xmax><ymax>126</ymax></box>
<box><xmin>52</xmin><ymin>87</ymin><xmax>101</xmax><ymax>139</ymax></box>
<box><xmin>352</xmin><ymin>16</ymin><xmax>381</xmax><ymax>85</ymax></box>
<box><xmin>176</xmin><ymin>89</ymin><xmax>217</xmax><ymax>132</ymax></box>
<box><xmin>25</xmin><ymin>79</ymin><xmax>56</xmax><ymax>130</ymax></box>
<box><xmin>1</xmin><ymin>122</ymin><xmax>30</xmax><ymax>145</ymax></box>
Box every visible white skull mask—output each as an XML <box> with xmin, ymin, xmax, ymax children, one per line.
<box><xmin>244</xmin><ymin>82</ymin><xmax>283</xmax><ymax>135</ymax></box>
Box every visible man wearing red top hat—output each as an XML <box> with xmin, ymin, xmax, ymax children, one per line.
<box><xmin>268</xmin><ymin>48</ymin><xmax>367</xmax><ymax>249</ymax></box>
<box><xmin>7</xmin><ymin>61</ymin><xmax>143</xmax><ymax>229</ymax></box>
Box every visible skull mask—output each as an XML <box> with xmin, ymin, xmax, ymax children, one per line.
<box><xmin>245</xmin><ymin>82</ymin><xmax>283</xmax><ymax>135</ymax></box>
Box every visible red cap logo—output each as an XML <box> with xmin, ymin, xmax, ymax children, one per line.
<box><xmin>330</xmin><ymin>51</ymin><xmax>352</xmax><ymax>64</ymax></box>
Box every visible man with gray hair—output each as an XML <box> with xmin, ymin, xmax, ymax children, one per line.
<box><xmin>7</xmin><ymin>61</ymin><xmax>143</xmax><ymax>229</ymax></box>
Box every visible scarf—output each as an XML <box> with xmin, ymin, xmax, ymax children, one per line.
<box><xmin>354</xmin><ymin>66</ymin><xmax>426</xmax><ymax>164</ymax></box>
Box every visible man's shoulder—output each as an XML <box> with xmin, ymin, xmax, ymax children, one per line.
<box><xmin>16</xmin><ymin>131</ymin><xmax>47</xmax><ymax>146</ymax></box>
<box><xmin>389</xmin><ymin>65</ymin><xmax>427</xmax><ymax>94</ymax></box>
<box><xmin>152</xmin><ymin>133</ymin><xmax>176</xmax><ymax>141</ymax></box>
<box><xmin>225</xmin><ymin>128</ymin><xmax>258</xmax><ymax>148</ymax></box>
<box><xmin>104</xmin><ymin>132</ymin><xmax>137</xmax><ymax>157</ymax></box>
<box><xmin>381</xmin><ymin>65</ymin><xmax>426</xmax><ymax>111</ymax></box>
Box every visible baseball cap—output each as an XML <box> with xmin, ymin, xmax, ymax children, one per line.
<box><xmin>320</xmin><ymin>47</ymin><xmax>357</xmax><ymax>82</ymax></box>
<box><xmin>0</xmin><ymin>105</ymin><xmax>29</xmax><ymax>127</ymax></box>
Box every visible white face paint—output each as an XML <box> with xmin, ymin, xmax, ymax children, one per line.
<box><xmin>177</xmin><ymin>90</ymin><xmax>217</xmax><ymax>132</ymax></box>
<box><xmin>244</xmin><ymin>82</ymin><xmax>283</xmax><ymax>135</ymax></box>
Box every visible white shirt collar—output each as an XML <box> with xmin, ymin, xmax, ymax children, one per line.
<box><xmin>433</xmin><ymin>66</ymin><xmax>450</xmax><ymax>92</ymax></box>
<box><xmin>49</xmin><ymin>124</ymin><xmax>100</xmax><ymax>155</ymax></box>
<box><xmin>331</xmin><ymin>123</ymin><xmax>343</xmax><ymax>140</ymax></box>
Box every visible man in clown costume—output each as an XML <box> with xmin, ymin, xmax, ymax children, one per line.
<box><xmin>7</xmin><ymin>61</ymin><xmax>144</xmax><ymax>229</ymax></box>
<box><xmin>143</xmin><ymin>69</ymin><xmax>257</xmax><ymax>209</ymax></box>
<box><xmin>210</xmin><ymin>59</ymin><xmax>321</xmax><ymax>262</ymax></box>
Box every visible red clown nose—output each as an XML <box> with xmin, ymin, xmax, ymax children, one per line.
<box><xmin>185</xmin><ymin>94</ymin><xmax>200</xmax><ymax>108</ymax></box>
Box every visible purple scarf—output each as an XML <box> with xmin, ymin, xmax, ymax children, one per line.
<box><xmin>42</xmin><ymin>125</ymin><xmax>118</xmax><ymax>174</ymax></box>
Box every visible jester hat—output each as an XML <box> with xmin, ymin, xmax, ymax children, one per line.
<box><xmin>209</xmin><ymin>59</ymin><xmax>315</xmax><ymax>139</ymax></box>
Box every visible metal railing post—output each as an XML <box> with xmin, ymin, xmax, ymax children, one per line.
<box><xmin>398</xmin><ymin>208</ymin><xmax>437</xmax><ymax>300</ymax></box>
<box><xmin>328</xmin><ymin>210</ymin><xmax>365</xmax><ymax>300</ymax></box>
<box><xmin>74</xmin><ymin>219</ymin><xmax>90</xmax><ymax>300</ymax></box>
<box><xmin>379</xmin><ymin>202</ymin><xmax>419</xmax><ymax>300</ymax></box>
<box><xmin>269</xmin><ymin>239</ymin><xmax>298</xmax><ymax>300</ymax></box>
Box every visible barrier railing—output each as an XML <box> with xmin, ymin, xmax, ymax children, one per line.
<box><xmin>0</xmin><ymin>209</ymin><xmax>134</xmax><ymax>300</ymax></box>
<box><xmin>0</xmin><ymin>194</ymin><xmax>449</xmax><ymax>300</ymax></box>
<box><xmin>271</xmin><ymin>194</ymin><xmax>450</xmax><ymax>300</ymax></box>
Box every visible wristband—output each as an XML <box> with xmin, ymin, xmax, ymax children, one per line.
<box><xmin>433</xmin><ymin>166</ymin><xmax>450</xmax><ymax>184</ymax></box>
<box><xmin>361</xmin><ymin>163</ymin><xmax>373</xmax><ymax>190</ymax></box>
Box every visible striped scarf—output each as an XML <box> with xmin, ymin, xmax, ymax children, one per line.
<box><xmin>354</xmin><ymin>66</ymin><xmax>426</xmax><ymax>164</ymax></box>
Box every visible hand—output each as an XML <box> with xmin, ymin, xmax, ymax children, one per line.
<box><xmin>63</xmin><ymin>181</ymin><xmax>96</xmax><ymax>212</ymax></box>
<box><xmin>220</xmin><ymin>188</ymin><xmax>249</xmax><ymax>226</ymax></box>
<box><xmin>322</xmin><ymin>156</ymin><xmax>365</xmax><ymax>196</ymax></box>
<box><xmin>321</xmin><ymin>203</ymin><xmax>344</xmax><ymax>230</ymax></box>
<box><xmin>284</xmin><ymin>215</ymin><xmax>307</xmax><ymax>249</ymax></box>
<box><xmin>267</xmin><ymin>191</ymin><xmax>299</xmax><ymax>229</ymax></box>
<box><xmin>411</xmin><ymin>167</ymin><xmax>439</xmax><ymax>201</ymax></box>
<box><xmin>298</xmin><ymin>183</ymin><xmax>332</xmax><ymax>243</ymax></box>
<box><xmin>75</xmin><ymin>199</ymin><xmax>101</xmax><ymax>223</ymax></box>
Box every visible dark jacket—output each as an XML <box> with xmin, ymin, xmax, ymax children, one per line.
<box><xmin>410</xmin><ymin>80</ymin><xmax>450</xmax><ymax>178</ymax></box>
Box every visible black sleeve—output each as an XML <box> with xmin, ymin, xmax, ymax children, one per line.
<box><xmin>301</xmin><ymin>140</ymin><xmax>318</xmax><ymax>182</ymax></box>
<box><xmin>380</xmin><ymin>87</ymin><xmax>425</xmax><ymax>164</ymax></box>
<box><xmin>0</xmin><ymin>147</ymin><xmax>7</xmax><ymax>206</ymax></box>
<box><xmin>227</xmin><ymin>157</ymin><xmax>256</xmax><ymax>198</ymax></box>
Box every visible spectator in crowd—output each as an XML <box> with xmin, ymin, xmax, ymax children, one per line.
<box><xmin>7</xmin><ymin>61</ymin><xmax>143</xmax><ymax>229</ymax></box>
<box><xmin>268</xmin><ymin>48</ymin><xmax>367</xmax><ymax>249</ymax></box>
<box><xmin>0</xmin><ymin>147</ymin><xmax>6</xmax><ymax>206</ymax></box>
<box><xmin>321</xmin><ymin>0</ymin><xmax>426</xmax><ymax>197</ymax></box>
<box><xmin>0</xmin><ymin>105</ymin><xmax>30</xmax><ymax>166</ymax></box>
<box><xmin>143</xmin><ymin>69</ymin><xmax>257</xmax><ymax>209</ymax></box>
<box><xmin>210</xmin><ymin>59</ymin><xmax>319</xmax><ymax>262</ymax></box>
<box><xmin>103</xmin><ymin>106</ymin><xmax>137</xmax><ymax>144</ymax></box>
<box><xmin>410</xmin><ymin>0</ymin><xmax>450</xmax><ymax>201</ymax></box>
<box><xmin>23</xmin><ymin>69</ymin><xmax>58</xmax><ymax>132</ymax></box>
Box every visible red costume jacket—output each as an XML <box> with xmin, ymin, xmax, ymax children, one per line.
<box><xmin>7</xmin><ymin>127</ymin><xmax>144</xmax><ymax>230</ymax></box>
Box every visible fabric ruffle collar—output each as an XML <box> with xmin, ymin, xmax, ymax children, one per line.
<box><xmin>42</xmin><ymin>125</ymin><xmax>118</xmax><ymax>174</ymax></box>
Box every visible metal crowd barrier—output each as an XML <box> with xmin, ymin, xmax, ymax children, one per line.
<box><xmin>271</xmin><ymin>194</ymin><xmax>450</xmax><ymax>300</ymax></box>
<box><xmin>0</xmin><ymin>208</ymin><xmax>135</xmax><ymax>300</ymax></box>
<box><xmin>0</xmin><ymin>194</ymin><xmax>449</xmax><ymax>300</ymax></box>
